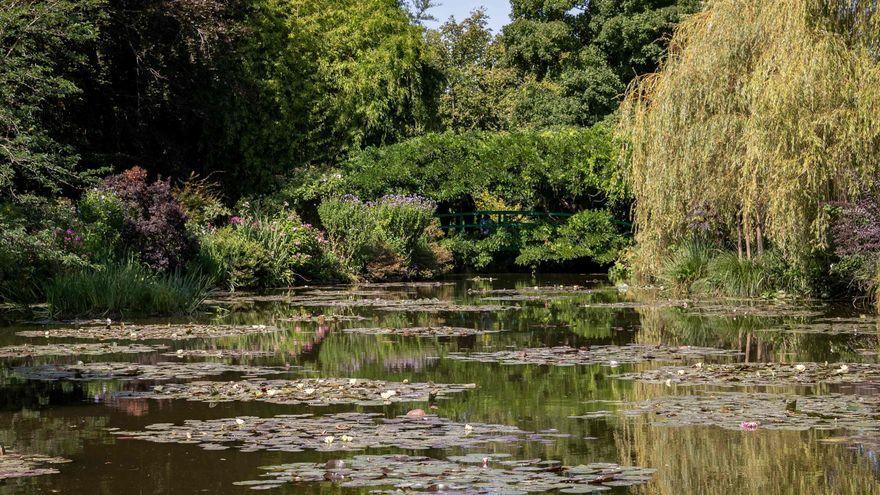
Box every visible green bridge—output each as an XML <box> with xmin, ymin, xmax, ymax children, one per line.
<box><xmin>436</xmin><ymin>210</ymin><xmax>573</xmax><ymax>233</ymax></box>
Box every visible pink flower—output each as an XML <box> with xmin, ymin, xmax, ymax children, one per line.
<box><xmin>229</xmin><ymin>216</ymin><xmax>243</xmax><ymax>225</ymax></box>
<box><xmin>740</xmin><ymin>421</ymin><xmax>759</xmax><ymax>431</ymax></box>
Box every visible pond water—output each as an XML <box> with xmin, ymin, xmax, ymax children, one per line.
<box><xmin>0</xmin><ymin>274</ymin><xmax>879</xmax><ymax>494</ymax></box>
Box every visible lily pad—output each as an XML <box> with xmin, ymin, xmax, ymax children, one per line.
<box><xmin>115</xmin><ymin>377</ymin><xmax>476</xmax><ymax>406</ymax></box>
<box><xmin>0</xmin><ymin>342</ymin><xmax>167</xmax><ymax>359</ymax></box>
<box><xmin>17</xmin><ymin>324</ymin><xmax>282</xmax><ymax>341</ymax></box>
<box><xmin>111</xmin><ymin>413</ymin><xmax>563</xmax><ymax>453</ymax></box>
<box><xmin>612</xmin><ymin>362</ymin><xmax>880</xmax><ymax>388</ymax></box>
<box><xmin>447</xmin><ymin>344</ymin><xmax>740</xmax><ymax>367</ymax></box>
<box><xmin>342</xmin><ymin>326</ymin><xmax>499</xmax><ymax>338</ymax></box>
<box><xmin>611</xmin><ymin>392</ymin><xmax>880</xmax><ymax>433</ymax></box>
<box><xmin>234</xmin><ymin>454</ymin><xmax>654</xmax><ymax>492</ymax></box>
<box><xmin>0</xmin><ymin>452</ymin><xmax>71</xmax><ymax>480</ymax></box>
<box><xmin>14</xmin><ymin>362</ymin><xmax>291</xmax><ymax>382</ymax></box>
<box><xmin>160</xmin><ymin>349</ymin><xmax>278</xmax><ymax>359</ymax></box>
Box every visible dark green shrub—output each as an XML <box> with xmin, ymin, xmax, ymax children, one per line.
<box><xmin>516</xmin><ymin>210</ymin><xmax>630</xmax><ymax>268</ymax></box>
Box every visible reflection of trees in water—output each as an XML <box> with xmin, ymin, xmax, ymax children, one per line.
<box><xmin>0</xmin><ymin>409</ymin><xmax>109</xmax><ymax>457</ymax></box>
<box><xmin>633</xmin><ymin>307</ymin><xmax>879</xmax><ymax>363</ymax></box>
<box><xmin>614</xmin><ymin>414</ymin><xmax>880</xmax><ymax>495</ymax></box>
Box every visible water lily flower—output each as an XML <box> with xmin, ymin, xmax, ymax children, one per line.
<box><xmin>464</xmin><ymin>424</ymin><xmax>474</xmax><ymax>433</ymax></box>
<box><xmin>795</xmin><ymin>364</ymin><xmax>806</xmax><ymax>372</ymax></box>
<box><xmin>665</xmin><ymin>379</ymin><xmax>673</xmax><ymax>387</ymax></box>
<box><xmin>323</xmin><ymin>436</ymin><xmax>335</xmax><ymax>444</ymax></box>
<box><xmin>609</xmin><ymin>360</ymin><xmax>619</xmax><ymax>367</ymax></box>
<box><xmin>340</xmin><ymin>435</ymin><xmax>353</xmax><ymax>443</ymax></box>
<box><xmin>348</xmin><ymin>379</ymin><xmax>357</xmax><ymax>385</ymax></box>
<box><xmin>677</xmin><ymin>369</ymin><xmax>686</xmax><ymax>375</ymax></box>
<box><xmin>740</xmin><ymin>421</ymin><xmax>759</xmax><ymax>431</ymax></box>
<box><xmin>838</xmin><ymin>364</ymin><xmax>849</xmax><ymax>373</ymax></box>
<box><xmin>267</xmin><ymin>389</ymin><xmax>279</xmax><ymax>397</ymax></box>
<box><xmin>695</xmin><ymin>362</ymin><xmax>703</xmax><ymax>369</ymax></box>
<box><xmin>304</xmin><ymin>388</ymin><xmax>316</xmax><ymax>395</ymax></box>
<box><xmin>380</xmin><ymin>390</ymin><xmax>397</xmax><ymax>400</ymax></box>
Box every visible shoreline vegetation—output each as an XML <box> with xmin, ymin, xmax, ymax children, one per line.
<box><xmin>3</xmin><ymin>0</ymin><xmax>880</xmax><ymax>318</ymax></box>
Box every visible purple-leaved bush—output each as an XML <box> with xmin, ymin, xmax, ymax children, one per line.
<box><xmin>103</xmin><ymin>167</ymin><xmax>196</xmax><ymax>271</ymax></box>
<box><xmin>829</xmin><ymin>196</ymin><xmax>880</xmax><ymax>257</ymax></box>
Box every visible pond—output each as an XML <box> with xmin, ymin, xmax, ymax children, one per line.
<box><xmin>0</xmin><ymin>274</ymin><xmax>879</xmax><ymax>494</ymax></box>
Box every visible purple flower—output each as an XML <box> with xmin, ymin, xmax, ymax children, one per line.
<box><xmin>229</xmin><ymin>216</ymin><xmax>243</xmax><ymax>226</ymax></box>
<box><xmin>740</xmin><ymin>421</ymin><xmax>759</xmax><ymax>431</ymax></box>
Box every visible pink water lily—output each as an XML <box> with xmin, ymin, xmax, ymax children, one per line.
<box><xmin>740</xmin><ymin>421</ymin><xmax>759</xmax><ymax>431</ymax></box>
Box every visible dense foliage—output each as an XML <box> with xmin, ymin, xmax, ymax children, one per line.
<box><xmin>620</xmin><ymin>0</ymin><xmax>880</xmax><ymax>283</ymax></box>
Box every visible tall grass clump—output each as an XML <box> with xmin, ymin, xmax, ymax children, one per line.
<box><xmin>660</xmin><ymin>241</ymin><xmax>713</xmax><ymax>291</ymax></box>
<box><xmin>696</xmin><ymin>252</ymin><xmax>775</xmax><ymax>297</ymax></box>
<box><xmin>620</xmin><ymin>0</ymin><xmax>880</xmax><ymax>280</ymax></box>
<box><xmin>44</xmin><ymin>261</ymin><xmax>211</xmax><ymax>318</ymax></box>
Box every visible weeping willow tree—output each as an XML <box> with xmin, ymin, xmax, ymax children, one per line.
<box><xmin>619</xmin><ymin>0</ymin><xmax>880</xmax><ymax>278</ymax></box>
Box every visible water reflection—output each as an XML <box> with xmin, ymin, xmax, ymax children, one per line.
<box><xmin>0</xmin><ymin>274</ymin><xmax>878</xmax><ymax>493</ymax></box>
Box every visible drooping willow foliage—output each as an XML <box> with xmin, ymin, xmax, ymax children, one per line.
<box><xmin>619</xmin><ymin>0</ymin><xmax>880</xmax><ymax>277</ymax></box>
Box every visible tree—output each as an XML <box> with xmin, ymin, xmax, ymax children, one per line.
<box><xmin>619</xmin><ymin>0</ymin><xmax>880</xmax><ymax>277</ymax></box>
<box><xmin>211</xmin><ymin>0</ymin><xmax>441</xmax><ymax>194</ymax></box>
<box><xmin>427</xmin><ymin>9</ymin><xmax>519</xmax><ymax>131</ymax></box>
<box><xmin>0</xmin><ymin>0</ymin><xmax>104</xmax><ymax>199</ymax></box>
<box><xmin>502</xmin><ymin>0</ymin><xmax>698</xmax><ymax>126</ymax></box>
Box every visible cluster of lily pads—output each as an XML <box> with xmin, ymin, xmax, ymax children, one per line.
<box><xmin>17</xmin><ymin>324</ymin><xmax>282</xmax><ymax>341</ymax></box>
<box><xmin>111</xmin><ymin>412</ymin><xmax>566</xmax><ymax>453</ymax></box>
<box><xmin>447</xmin><ymin>344</ymin><xmax>740</xmax><ymax>367</ymax></box>
<box><xmin>160</xmin><ymin>349</ymin><xmax>278</xmax><ymax>359</ymax></box>
<box><xmin>0</xmin><ymin>452</ymin><xmax>71</xmax><ymax>480</ymax></box>
<box><xmin>235</xmin><ymin>454</ymin><xmax>655</xmax><ymax>492</ymax></box>
<box><xmin>573</xmin><ymin>391</ymin><xmax>880</xmax><ymax>433</ymax></box>
<box><xmin>116</xmin><ymin>377</ymin><xmax>476</xmax><ymax>406</ymax></box>
<box><xmin>0</xmin><ymin>342</ymin><xmax>166</xmax><ymax>359</ymax></box>
<box><xmin>342</xmin><ymin>326</ymin><xmax>498</xmax><ymax>338</ymax></box>
<box><xmin>612</xmin><ymin>362</ymin><xmax>880</xmax><ymax>387</ymax></box>
<box><xmin>13</xmin><ymin>361</ymin><xmax>290</xmax><ymax>382</ymax></box>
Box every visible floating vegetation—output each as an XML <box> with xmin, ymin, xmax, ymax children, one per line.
<box><xmin>614</xmin><ymin>392</ymin><xmax>880</xmax><ymax>433</ymax></box>
<box><xmin>111</xmin><ymin>412</ymin><xmax>562</xmax><ymax>453</ymax></box>
<box><xmin>771</xmin><ymin>317</ymin><xmax>880</xmax><ymax>336</ymax></box>
<box><xmin>613</xmin><ymin>362</ymin><xmax>880</xmax><ymax>388</ymax></box>
<box><xmin>447</xmin><ymin>345</ymin><xmax>740</xmax><ymax>367</ymax></box>
<box><xmin>14</xmin><ymin>362</ymin><xmax>289</xmax><ymax>382</ymax></box>
<box><xmin>116</xmin><ymin>377</ymin><xmax>475</xmax><ymax>406</ymax></box>
<box><xmin>17</xmin><ymin>324</ymin><xmax>282</xmax><ymax>341</ymax></box>
<box><xmin>342</xmin><ymin>326</ymin><xmax>498</xmax><ymax>338</ymax></box>
<box><xmin>285</xmin><ymin>297</ymin><xmax>516</xmax><ymax>313</ymax></box>
<box><xmin>160</xmin><ymin>349</ymin><xmax>277</xmax><ymax>359</ymax></box>
<box><xmin>0</xmin><ymin>452</ymin><xmax>71</xmax><ymax>480</ymax></box>
<box><xmin>0</xmin><ymin>342</ymin><xmax>166</xmax><ymax>359</ymax></box>
<box><xmin>279</xmin><ymin>314</ymin><xmax>370</xmax><ymax>323</ymax></box>
<box><xmin>236</xmin><ymin>454</ymin><xmax>655</xmax><ymax>492</ymax></box>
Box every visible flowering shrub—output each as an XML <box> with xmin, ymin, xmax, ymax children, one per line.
<box><xmin>102</xmin><ymin>167</ymin><xmax>196</xmax><ymax>271</ymax></box>
<box><xmin>197</xmin><ymin>209</ymin><xmax>339</xmax><ymax>290</ymax></box>
<box><xmin>318</xmin><ymin>195</ymin><xmax>449</xmax><ymax>280</ymax></box>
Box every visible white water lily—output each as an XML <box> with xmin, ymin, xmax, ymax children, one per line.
<box><xmin>695</xmin><ymin>362</ymin><xmax>703</xmax><ymax>369</ymax></box>
<box><xmin>677</xmin><ymin>369</ymin><xmax>685</xmax><ymax>375</ymax></box>
<box><xmin>795</xmin><ymin>364</ymin><xmax>806</xmax><ymax>372</ymax></box>
<box><xmin>665</xmin><ymin>379</ymin><xmax>673</xmax><ymax>387</ymax></box>
<box><xmin>235</xmin><ymin>418</ymin><xmax>245</xmax><ymax>426</ymax></box>
<box><xmin>76</xmin><ymin>361</ymin><xmax>84</xmax><ymax>366</ymax></box>
<box><xmin>176</xmin><ymin>349</ymin><xmax>184</xmax><ymax>355</ymax></box>
<box><xmin>340</xmin><ymin>435</ymin><xmax>353</xmax><ymax>442</ymax></box>
<box><xmin>304</xmin><ymin>388</ymin><xmax>316</xmax><ymax>395</ymax></box>
<box><xmin>838</xmin><ymin>364</ymin><xmax>849</xmax><ymax>373</ymax></box>
<box><xmin>380</xmin><ymin>390</ymin><xmax>397</xmax><ymax>400</ymax></box>
<box><xmin>348</xmin><ymin>379</ymin><xmax>357</xmax><ymax>385</ymax></box>
<box><xmin>267</xmin><ymin>389</ymin><xmax>279</xmax><ymax>397</ymax></box>
<box><xmin>323</xmin><ymin>436</ymin><xmax>335</xmax><ymax>444</ymax></box>
<box><xmin>464</xmin><ymin>424</ymin><xmax>474</xmax><ymax>433</ymax></box>
<box><xmin>608</xmin><ymin>360</ymin><xmax>619</xmax><ymax>368</ymax></box>
<box><xmin>295</xmin><ymin>383</ymin><xmax>304</xmax><ymax>389</ymax></box>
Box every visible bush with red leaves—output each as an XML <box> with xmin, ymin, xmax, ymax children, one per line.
<box><xmin>103</xmin><ymin>167</ymin><xmax>196</xmax><ymax>271</ymax></box>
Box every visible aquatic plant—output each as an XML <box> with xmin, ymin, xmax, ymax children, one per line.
<box><xmin>42</xmin><ymin>260</ymin><xmax>211</xmax><ymax>318</ymax></box>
